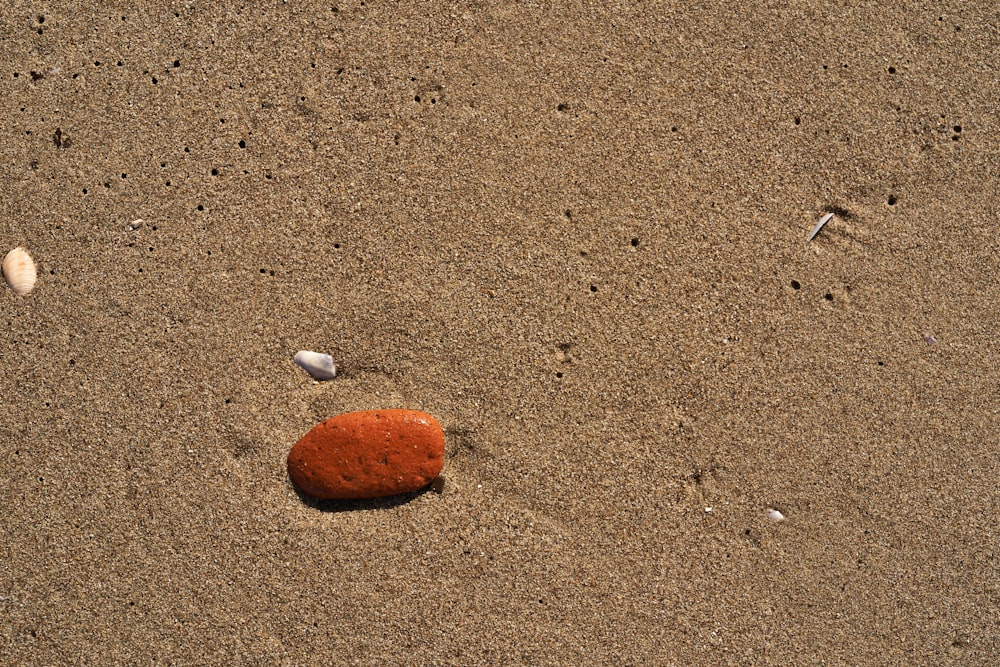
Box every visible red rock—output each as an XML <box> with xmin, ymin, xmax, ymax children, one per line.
<box><xmin>287</xmin><ymin>409</ymin><xmax>445</xmax><ymax>500</ymax></box>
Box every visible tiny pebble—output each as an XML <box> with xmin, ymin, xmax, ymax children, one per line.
<box><xmin>128</xmin><ymin>219</ymin><xmax>143</xmax><ymax>230</ymax></box>
<box><xmin>430</xmin><ymin>477</ymin><xmax>446</xmax><ymax>494</ymax></box>
<box><xmin>767</xmin><ymin>508</ymin><xmax>785</xmax><ymax>522</ymax></box>
<box><xmin>287</xmin><ymin>409</ymin><xmax>445</xmax><ymax>500</ymax></box>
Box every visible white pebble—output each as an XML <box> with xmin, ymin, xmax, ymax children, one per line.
<box><xmin>767</xmin><ymin>508</ymin><xmax>785</xmax><ymax>522</ymax></box>
<box><xmin>293</xmin><ymin>350</ymin><xmax>337</xmax><ymax>380</ymax></box>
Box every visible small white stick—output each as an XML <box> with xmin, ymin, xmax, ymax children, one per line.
<box><xmin>808</xmin><ymin>212</ymin><xmax>834</xmax><ymax>242</ymax></box>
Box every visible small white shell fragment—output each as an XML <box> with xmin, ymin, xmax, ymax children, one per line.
<box><xmin>808</xmin><ymin>212</ymin><xmax>834</xmax><ymax>242</ymax></box>
<box><xmin>2</xmin><ymin>247</ymin><xmax>37</xmax><ymax>295</ymax></box>
<box><xmin>767</xmin><ymin>508</ymin><xmax>786</xmax><ymax>522</ymax></box>
<box><xmin>294</xmin><ymin>350</ymin><xmax>337</xmax><ymax>380</ymax></box>
<box><xmin>127</xmin><ymin>219</ymin><xmax>143</xmax><ymax>230</ymax></box>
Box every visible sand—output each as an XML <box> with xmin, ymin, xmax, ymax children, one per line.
<box><xmin>1</xmin><ymin>2</ymin><xmax>997</xmax><ymax>664</ymax></box>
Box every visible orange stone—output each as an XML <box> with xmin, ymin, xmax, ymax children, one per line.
<box><xmin>287</xmin><ymin>409</ymin><xmax>445</xmax><ymax>500</ymax></box>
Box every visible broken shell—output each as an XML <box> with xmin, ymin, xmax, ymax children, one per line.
<box><xmin>2</xmin><ymin>247</ymin><xmax>37</xmax><ymax>295</ymax></box>
<box><xmin>294</xmin><ymin>350</ymin><xmax>337</xmax><ymax>380</ymax></box>
<box><xmin>808</xmin><ymin>212</ymin><xmax>834</xmax><ymax>242</ymax></box>
<box><xmin>767</xmin><ymin>508</ymin><xmax>786</xmax><ymax>522</ymax></box>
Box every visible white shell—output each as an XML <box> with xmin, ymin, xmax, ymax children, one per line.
<box><xmin>294</xmin><ymin>350</ymin><xmax>337</xmax><ymax>380</ymax></box>
<box><xmin>767</xmin><ymin>508</ymin><xmax>786</xmax><ymax>522</ymax></box>
<box><xmin>2</xmin><ymin>247</ymin><xmax>37</xmax><ymax>295</ymax></box>
<box><xmin>808</xmin><ymin>212</ymin><xmax>834</xmax><ymax>242</ymax></box>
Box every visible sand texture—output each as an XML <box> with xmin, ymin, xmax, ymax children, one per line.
<box><xmin>1</xmin><ymin>2</ymin><xmax>998</xmax><ymax>664</ymax></box>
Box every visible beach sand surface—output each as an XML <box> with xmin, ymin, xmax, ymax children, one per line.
<box><xmin>1</xmin><ymin>2</ymin><xmax>997</xmax><ymax>664</ymax></box>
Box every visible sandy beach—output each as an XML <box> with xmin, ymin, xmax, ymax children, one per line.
<box><xmin>1</xmin><ymin>2</ymin><xmax>997</xmax><ymax>664</ymax></box>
